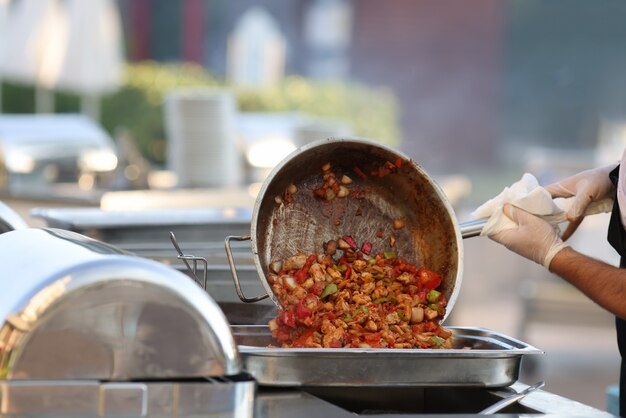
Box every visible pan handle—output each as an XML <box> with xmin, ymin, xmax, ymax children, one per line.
<box><xmin>225</xmin><ymin>235</ymin><xmax>269</xmax><ymax>303</ymax></box>
<box><xmin>459</xmin><ymin>218</ymin><xmax>487</xmax><ymax>239</ymax></box>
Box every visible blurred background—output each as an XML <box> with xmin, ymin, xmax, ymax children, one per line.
<box><xmin>1</xmin><ymin>0</ymin><xmax>625</xmax><ymax>412</ymax></box>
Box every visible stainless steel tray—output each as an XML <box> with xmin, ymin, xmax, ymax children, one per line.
<box><xmin>232</xmin><ymin>325</ymin><xmax>543</xmax><ymax>388</ymax></box>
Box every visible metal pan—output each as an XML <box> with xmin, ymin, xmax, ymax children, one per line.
<box><xmin>232</xmin><ymin>325</ymin><xmax>543</xmax><ymax>387</ymax></box>
<box><xmin>226</xmin><ymin>137</ymin><xmax>481</xmax><ymax>319</ymax></box>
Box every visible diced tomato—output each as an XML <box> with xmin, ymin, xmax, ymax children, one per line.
<box><xmin>282</xmin><ymin>311</ymin><xmax>297</xmax><ymax>328</ymax></box>
<box><xmin>294</xmin><ymin>268</ymin><xmax>308</xmax><ymax>283</ymax></box>
<box><xmin>293</xmin><ymin>328</ymin><xmax>315</xmax><ymax>347</ymax></box>
<box><xmin>296</xmin><ymin>300</ymin><xmax>311</xmax><ymax>320</ymax></box>
<box><xmin>310</xmin><ymin>284</ymin><xmax>323</xmax><ymax>296</ymax></box>
<box><xmin>276</xmin><ymin>329</ymin><xmax>291</xmax><ymax>342</ymax></box>
<box><xmin>364</xmin><ymin>331</ymin><xmax>382</xmax><ymax>342</ymax></box>
<box><xmin>418</xmin><ymin>268</ymin><xmax>442</xmax><ymax>290</ymax></box>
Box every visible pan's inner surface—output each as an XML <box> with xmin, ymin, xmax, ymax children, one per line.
<box><xmin>252</xmin><ymin>139</ymin><xmax>461</xmax><ymax>309</ymax></box>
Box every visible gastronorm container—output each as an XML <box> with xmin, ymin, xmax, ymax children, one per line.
<box><xmin>233</xmin><ymin>325</ymin><xmax>542</xmax><ymax>388</ymax></box>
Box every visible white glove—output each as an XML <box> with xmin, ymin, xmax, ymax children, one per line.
<box><xmin>489</xmin><ymin>204</ymin><xmax>569</xmax><ymax>269</ymax></box>
<box><xmin>545</xmin><ymin>164</ymin><xmax>616</xmax><ymax>240</ymax></box>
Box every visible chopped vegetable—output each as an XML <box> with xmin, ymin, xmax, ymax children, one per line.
<box><xmin>361</xmin><ymin>241</ymin><xmax>372</xmax><ymax>255</ymax></box>
<box><xmin>343</xmin><ymin>235</ymin><xmax>358</xmax><ymax>250</ymax></box>
<box><xmin>269</xmin><ymin>245</ymin><xmax>450</xmax><ymax>349</ymax></box>
<box><xmin>393</xmin><ymin>219</ymin><xmax>405</xmax><ymax>230</ymax></box>
<box><xmin>320</xmin><ymin>283</ymin><xmax>338</xmax><ymax>299</ymax></box>
<box><xmin>383</xmin><ymin>251</ymin><xmax>396</xmax><ymax>259</ymax></box>
<box><xmin>427</xmin><ymin>289</ymin><xmax>441</xmax><ymax>303</ymax></box>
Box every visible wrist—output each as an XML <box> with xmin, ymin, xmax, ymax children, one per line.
<box><xmin>546</xmin><ymin>244</ymin><xmax>572</xmax><ymax>271</ymax></box>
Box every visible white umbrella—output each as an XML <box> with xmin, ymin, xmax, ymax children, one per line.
<box><xmin>53</xmin><ymin>0</ymin><xmax>123</xmax><ymax>120</ymax></box>
<box><xmin>0</xmin><ymin>0</ymin><xmax>67</xmax><ymax>113</ymax></box>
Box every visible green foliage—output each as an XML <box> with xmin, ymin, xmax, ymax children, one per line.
<box><xmin>1</xmin><ymin>61</ymin><xmax>400</xmax><ymax>164</ymax></box>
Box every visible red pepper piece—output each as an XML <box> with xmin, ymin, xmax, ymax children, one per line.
<box><xmin>361</xmin><ymin>241</ymin><xmax>372</xmax><ymax>255</ymax></box>
<box><xmin>353</xmin><ymin>166</ymin><xmax>367</xmax><ymax>179</ymax></box>
<box><xmin>343</xmin><ymin>235</ymin><xmax>357</xmax><ymax>250</ymax></box>
<box><xmin>394</xmin><ymin>157</ymin><xmax>403</xmax><ymax>168</ymax></box>
<box><xmin>344</xmin><ymin>265</ymin><xmax>352</xmax><ymax>281</ymax></box>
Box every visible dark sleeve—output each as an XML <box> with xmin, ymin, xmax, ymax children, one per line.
<box><xmin>607</xmin><ymin>165</ymin><xmax>626</xmax><ymax>258</ymax></box>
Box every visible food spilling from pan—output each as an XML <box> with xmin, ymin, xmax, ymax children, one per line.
<box><xmin>267</xmin><ymin>160</ymin><xmax>452</xmax><ymax>349</ymax></box>
<box><xmin>267</xmin><ymin>237</ymin><xmax>451</xmax><ymax>349</ymax></box>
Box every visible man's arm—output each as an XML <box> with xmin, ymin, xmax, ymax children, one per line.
<box><xmin>550</xmin><ymin>247</ymin><xmax>626</xmax><ymax>320</ymax></box>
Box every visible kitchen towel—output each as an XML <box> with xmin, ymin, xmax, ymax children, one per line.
<box><xmin>471</xmin><ymin>173</ymin><xmax>564</xmax><ymax>236</ymax></box>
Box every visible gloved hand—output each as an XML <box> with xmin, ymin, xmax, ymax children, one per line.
<box><xmin>489</xmin><ymin>204</ymin><xmax>569</xmax><ymax>269</ymax></box>
<box><xmin>545</xmin><ymin>164</ymin><xmax>617</xmax><ymax>240</ymax></box>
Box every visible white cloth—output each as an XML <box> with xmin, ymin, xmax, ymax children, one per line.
<box><xmin>472</xmin><ymin>173</ymin><xmax>564</xmax><ymax>236</ymax></box>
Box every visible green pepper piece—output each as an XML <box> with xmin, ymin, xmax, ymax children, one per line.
<box><xmin>343</xmin><ymin>313</ymin><xmax>353</xmax><ymax>321</ymax></box>
<box><xmin>335</xmin><ymin>264</ymin><xmax>347</xmax><ymax>272</ymax></box>
<box><xmin>429</xmin><ymin>303</ymin><xmax>439</xmax><ymax>311</ymax></box>
<box><xmin>373</xmin><ymin>297</ymin><xmax>388</xmax><ymax>304</ymax></box>
<box><xmin>383</xmin><ymin>251</ymin><xmax>396</xmax><ymax>259</ymax></box>
<box><xmin>368</xmin><ymin>258</ymin><xmax>377</xmax><ymax>265</ymax></box>
<box><xmin>320</xmin><ymin>283</ymin><xmax>338</xmax><ymax>299</ymax></box>
<box><xmin>430</xmin><ymin>336</ymin><xmax>446</xmax><ymax>346</ymax></box>
<box><xmin>355</xmin><ymin>305</ymin><xmax>369</xmax><ymax>315</ymax></box>
<box><xmin>397</xmin><ymin>310</ymin><xmax>405</xmax><ymax>321</ymax></box>
<box><xmin>427</xmin><ymin>289</ymin><xmax>441</xmax><ymax>303</ymax></box>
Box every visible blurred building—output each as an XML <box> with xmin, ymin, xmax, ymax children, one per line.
<box><xmin>116</xmin><ymin>0</ymin><xmax>626</xmax><ymax>175</ymax></box>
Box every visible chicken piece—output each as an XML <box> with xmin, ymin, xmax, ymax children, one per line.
<box><xmin>327</xmin><ymin>267</ymin><xmax>343</xmax><ymax>281</ymax></box>
<box><xmin>385</xmin><ymin>311</ymin><xmax>400</xmax><ymax>325</ymax></box>
<box><xmin>333</xmin><ymin>318</ymin><xmax>348</xmax><ymax>329</ymax></box>
<box><xmin>351</xmin><ymin>292</ymin><xmax>371</xmax><ymax>305</ymax></box>
<box><xmin>334</xmin><ymin>297</ymin><xmax>349</xmax><ymax>312</ymax></box>
<box><xmin>302</xmin><ymin>277</ymin><xmax>314</xmax><ymax>289</ymax></box>
<box><xmin>309</xmin><ymin>263</ymin><xmax>327</xmax><ymax>282</ymax></box>
<box><xmin>361</xmin><ymin>272</ymin><xmax>374</xmax><ymax>282</ymax></box>
<box><xmin>365</xmin><ymin>320</ymin><xmax>378</xmax><ymax>332</ymax></box>
<box><xmin>395</xmin><ymin>272</ymin><xmax>413</xmax><ymax>285</ymax></box>
<box><xmin>396</xmin><ymin>294</ymin><xmax>412</xmax><ymax>305</ymax></box>
<box><xmin>284</xmin><ymin>254</ymin><xmax>307</xmax><ymax>271</ymax></box>
<box><xmin>352</xmin><ymin>259</ymin><xmax>367</xmax><ymax>272</ymax></box>
<box><xmin>321</xmin><ymin>319</ymin><xmax>335</xmax><ymax>334</ymax></box>
<box><xmin>322</xmin><ymin>327</ymin><xmax>345</xmax><ymax>348</ymax></box>
<box><xmin>371</xmin><ymin>286</ymin><xmax>389</xmax><ymax>300</ymax></box>
<box><xmin>361</xmin><ymin>282</ymin><xmax>376</xmax><ymax>295</ymax></box>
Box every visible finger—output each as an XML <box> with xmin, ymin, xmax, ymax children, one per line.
<box><xmin>560</xmin><ymin>218</ymin><xmax>583</xmax><ymax>241</ymax></box>
<box><xmin>545</xmin><ymin>182</ymin><xmax>575</xmax><ymax>199</ymax></box>
<box><xmin>502</xmin><ymin>203</ymin><xmax>535</xmax><ymax>226</ymax></box>
<box><xmin>567</xmin><ymin>184</ymin><xmax>594</xmax><ymax>220</ymax></box>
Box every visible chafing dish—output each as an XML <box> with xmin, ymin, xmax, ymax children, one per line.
<box><xmin>0</xmin><ymin>200</ymin><xmax>27</xmax><ymax>233</ymax></box>
<box><xmin>0</xmin><ymin>228</ymin><xmax>254</xmax><ymax>416</ymax></box>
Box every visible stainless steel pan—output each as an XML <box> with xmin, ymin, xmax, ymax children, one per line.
<box><xmin>226</xmin><ymin>137</ymin><xmax>482</xmax><ymax>320</ymax></box>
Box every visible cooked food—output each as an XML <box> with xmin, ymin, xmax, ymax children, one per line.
<box><xmin>267</xmin><ymin>240</ymin><xmax>452</xmax><ymax>349</ymax></box>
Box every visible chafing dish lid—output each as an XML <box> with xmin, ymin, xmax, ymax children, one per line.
<box><xmin>0</xmin><ymin>228</ymin><xmax>241</xmax><ymax>380</ymax></box>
